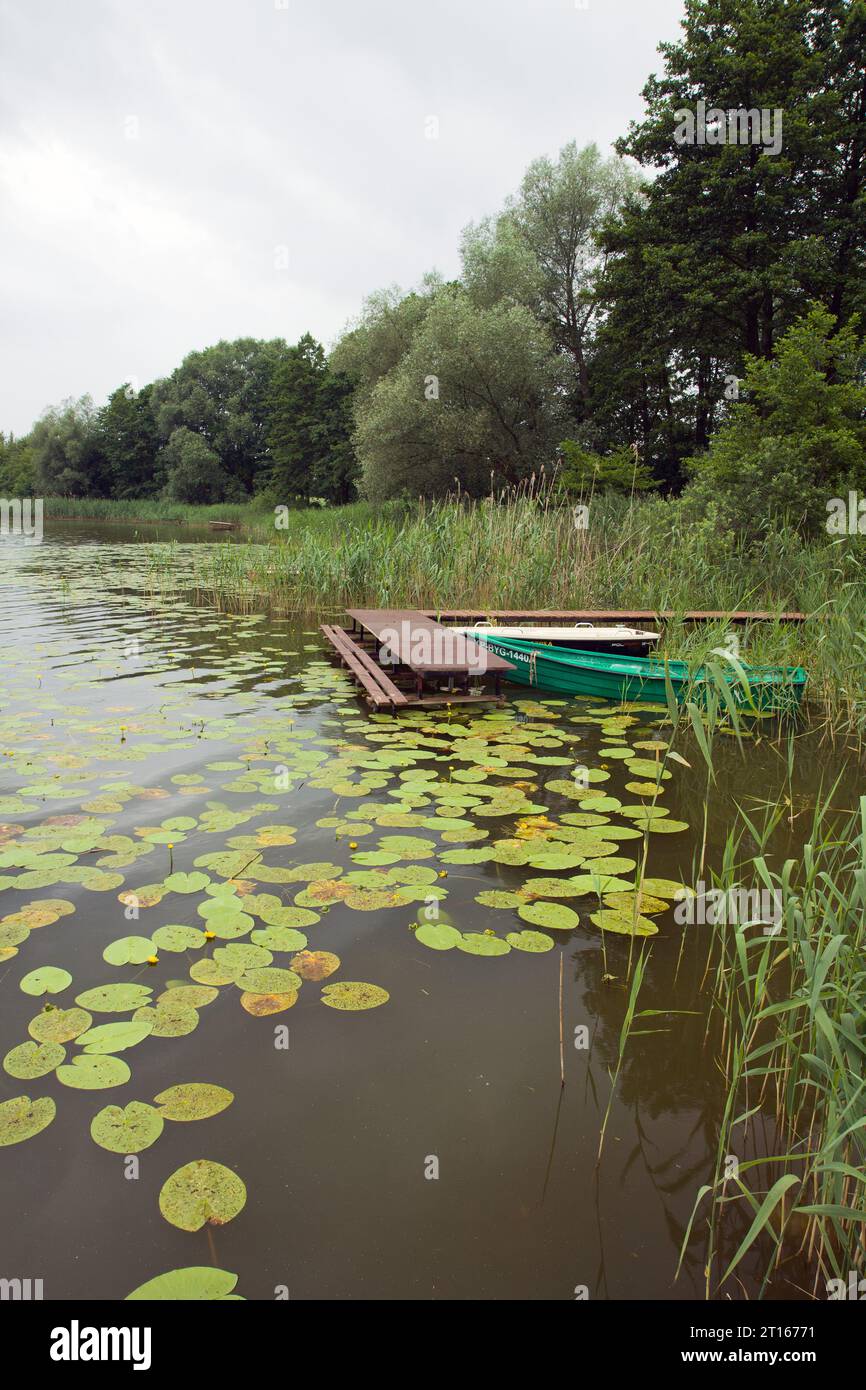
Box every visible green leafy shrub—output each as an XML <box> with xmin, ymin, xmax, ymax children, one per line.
<box><xmin>682</xmin><ymin>306</ymin><xmax>866</xmax><ymax>537</ymax></box>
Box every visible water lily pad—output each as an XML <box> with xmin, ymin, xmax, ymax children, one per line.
<box><xmin>520</xmin><ymin>877</ymin><xmax>583</xmax><ymax>899</ymax></box>
<box><xmin>195</xmin><ymin>905</ymin><xmax>254</xmax><ymax>940</ymax></box>
<box><xmin>603</xmin><ymin>891</ymin><xmax>669</xmax><ymax>915</ymax></box>
<box><xmin>414</xmin><ymin>922</ymin><xmax>462</xmax><ymax>951</ymax></box>
<box><xmin>585</xmin><ymin>856</ymin><xmax>637</xmax><ymax>876</ymax></box>
<box><xmin>505</xmin><ymin>929</ymin><xmax>555</xmax><ymax>952</ymax></box>
<box><xmin>320</xmin><ymin>981</ymin><xmax>389</xmax><ymax>1010</ymax></box>
<box><xmin>640</xmin><ymin>878</ymin><xmax>694</xmax><ymax>900</ymax></box>
<box><xmin>126</xmin><ymin>1267</ymin><xmax>241</xmax><ymax>1301</ymax></box>
<box><xmin>290</xmin><ymin>950</ymin><xmax>340</xmax><ymax>980</ymax></box>
<box><xmin>3</xmin><ymin>1040</ymin><xmax>65</xmax><ymax>1079</ymax></box>
<box><xmin>236</xmin><ymin>967</ymin><xmax>301</xmax><ymax>995</ymax></box>
<box><xmin>189</xmin><ymin>957</ymin><xmax>241</xmax><ymax>986</ymax></box>
<box><xmin>0</xmin><ymin>1095</ymin><xmax>56</xmax><ymax>1146</ymax></box>
<box><xmin>530</xmin><ymin>843</ymin><xmax>591</xmax><ymax>868</ymax></box>
<box><xmin>20</xmin><ymin>966</ymin><xmax>72</xmax><ymax>996</ymax></box>
<box><xmin>254</xmin><ymin>902</ymin><xmax>318</xmax><ymax>930</ymax></box>
<box><xmin>438</xmin><ymin>848</ymin><xmax>493</xmax><ymax>865</ymax></box>
<box><xmin>29</xmin><ymin>1006</ymin><xmax>92</xmax><ymax>1043</ymax></box>
<box><xmin>0</xmin><ymin>921</ymin><xmax>31</xmax><ymax>950</ymax></box>
<box><xmin>103</xmin><ymin>935</ymin><xmax>155</xmax><ymax>966</ymax></box>
<box><xmin>90</xmin><ymin>1101</ymin><xmax>164</xmax><ymax>1153</ymax></box>
<box><xmin>250</xmin><ymin>926</ymin><xmax>308</xmax><ymax>952</ymax></box>
<box><xmin>239</xmin><ymin>990</ymin><xmax>297</xmax><ymax>1015</ymax></box>
<box><xmin>456</xmin><ymin>932</ymin><xmax>512</xmax><ymax>956</ymax></box>
<box><xmin>159</xmin><ymin>985</ymin><xmax>219</xmax><ymax>1009</ymax></box>
<box><xmin>159</xmin><ymin>1159</ymin><xmax>247</xmax><ymax>1232</ymax></box>
<box><xmin>153</xmin><ymin>1083</ymin><xmax>234</xmax><ymax>1121</ymax></box>
<box><xmin>567</xmin><ymin>873</ymin><xmax>635</xmax><ymax>895</ymax></box>
<box><xmin>133</xmin><ymin>1002</ymin><xmax>199</xmax><ymax>1038</ymax></box>
<box><xmin>78</xmin><ymin>1018</ymin><xmax>154</xmax><ymax>1053</ymax></box>
<box><xmin>546</xmin><ymin>773</ymin><xmax>609</xmax><ymax>796</ymax></box>
<box><xmin>377</xmin><ymin>835</ymin><xmax>437</xmax><ymax>859</ymax></box>
<box><xmin>164</xmin><ymin>871</ymin><xmax>211</xmax><ymax>894</ymax></box>
<box><xmin>518</xmin><ymin>901</ymin><xmax>580</xmax><ymax>931</ymax></box>
<box><xmin>151</xmin><ymin>925</ymin><xmax>207</xmax><ymax>953</ymax></box>
<box><xmin>625</xmin><ymin>758</ymin><xmax>671</xmax><ymax>779</ymax></box>
<box><xmin>214</xmin><ymin>943</ymin><xmax>271</xmax><ymax>971</ymax></box>
<box><xmin>283</xmin><ymin>861</ymin><xmax>344</xmax><ymax>882</ymax></box>
<box><xmin>474</xmin><ymin>890</ymin><xmax>527</xmax><ymax>909</ymax></box>
<box><xmin>589</xmin><ymin>909</ymin><xmax>659</xmax><ymax>936</ymax></box>
<box><xmin>57</xmin><ymin>1054</ymin><xmax>132</xmax><ymax>1089</ymax></box>
<box><xmin>75</xmin><ymin>983</ymin><xmax>153</xmax><ymax>1013</ymax></box>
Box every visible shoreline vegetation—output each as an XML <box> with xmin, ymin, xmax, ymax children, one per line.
<box><xmin>652</xmin><ymin>682</ymin><xmax>866</xmax><ymax>1297</ymax></box>
<box><xmin>45</xmin><ymin>489</ymin><xmax>866</xmax><ymax>742</ymax></box>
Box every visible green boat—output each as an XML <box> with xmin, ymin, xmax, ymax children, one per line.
<box><xmin>472</xmin><ymin>634</ymin><xmax>808</xmax><ymax>712</ymax></box>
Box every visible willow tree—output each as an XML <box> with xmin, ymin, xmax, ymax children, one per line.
<box><xmin>460</xmin><ymin>142</ymin><xmax>641</xmax><ymax>409</ymax></box>
<box><xmin>354</xmin><ymin>286</ymin><xmax>568</xmax><ymax>501</ymax></box>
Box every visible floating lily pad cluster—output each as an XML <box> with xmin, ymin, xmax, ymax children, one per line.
<box><xmin>0</xmin><ymin>564</ymin><xmax>697</xmax><ymax>1302</ymax></box>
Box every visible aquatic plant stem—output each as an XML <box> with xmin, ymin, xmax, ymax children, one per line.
<box><xmin>558</xmin><ymin>951</ymin><xmax>565</xmax><ymax>1088</ymax></box>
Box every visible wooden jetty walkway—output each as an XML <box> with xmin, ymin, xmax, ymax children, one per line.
<box><xmin>320</xmin><ymin>608</ymin><xmax>513</xmax><ymax>710</ymax></box>
<box><xmin>425</xmin><ymin>608</ymin><xmax>806</xmax><ymax>625</ymax></box>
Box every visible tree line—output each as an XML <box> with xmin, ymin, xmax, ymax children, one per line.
<box><xmin>0</xmin><ymin>334</ymin><xmax>358</xmax><ymax>506</ymax></box>
<box><xmin>2</xmin><ymin>0</ymin><xmax>864</xmax><ymax>534</ymax></box>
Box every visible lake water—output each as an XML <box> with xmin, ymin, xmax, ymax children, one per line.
<box><xmin>0</xmin><ymin>526</ymin><xmax>856</xmax><ymax>1300</ymax></box>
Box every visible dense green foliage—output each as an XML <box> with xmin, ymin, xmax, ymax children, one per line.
<box><xmin>558</xmin><ymin>440</ymin><xmax>657</xmax><ymax>494</ymax></box>
<box><xmin>0</xmin><ymin>432</ymin><xmax>35</xmax><ymax>494</ymax></box>
<box><xmin>265</xmin><ymin>334</ymin><xmax>358</xmax><ymax>503</ymax></box>
<box><xmin>592</xmin><ymin>0</ymin><xmax>866</xmax><ymax>484</ymax></box>
<box><xmin>349</xmin><ymin>288</ymin><xmax>569</xmax><ymax>499</ymax></box>
<box><xmin>683</xmin><ymin>305</ymin><xmax>866</xmax><ymax>534</ymax></box>
<box><xmin>4</xmin><ymin>0</ymin><xmax>863</xmax><ymax>531</ymax></box>
<box><xmin>11</xmin><ymin>336</ymin><xmax>356</xmax><ymax>507</ymax></box>
<box><xmin>151</xmin><ymin>338</ymin><xmax>287</xmax><ymax>496</ymax></box>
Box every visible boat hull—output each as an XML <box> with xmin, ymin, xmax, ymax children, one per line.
<box><xmin>475</xmin><ymin>636</ymin><xmax>807</xmax><ymax>712</ymax></box>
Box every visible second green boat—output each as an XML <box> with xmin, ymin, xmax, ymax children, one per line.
<box><xmin>470</xmin><ymin>634</ymin><xmax>807</xmax><ymax>712</ymax></box>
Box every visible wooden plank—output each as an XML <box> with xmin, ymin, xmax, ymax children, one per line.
<box><xmin>320</xmin><ymin>625</ymin><xmax>404</xmax><ymax>708</ymax></box>
<box><xmin>346</xmin><ymin>608</ymin><xmax>514</xmax><ymax>674</ymax></box>
<box><xmin>425</xmin><ymin>608</ymin><xmax>806</xmax><ymax>625</ymax></box>
<box><xmin>327</xmin><ymin>626</ymin><xmax>410</xmax><ymax>706</ymax></box>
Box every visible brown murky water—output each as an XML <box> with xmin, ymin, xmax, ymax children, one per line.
<box><xmin>0</xmin><ymin>525</ymin><xmax>857</xmax><ymax>1300</ymax></box>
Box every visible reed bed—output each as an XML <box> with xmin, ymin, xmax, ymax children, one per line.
<box><xmin>673</xmin><ymin>791</ymin><xmax>866</xmax><ymax>1298</ymax></box>
<box><xmin>630</xmin><ymin>676</ymin><xmax>866</xmax><ymax>1298</ymax></box>
<box><xmin>43</xmin><ymin>496</ymin><xmax>277</xmax><ymax>524</ymax></box>
<box><xmin>151</xmin><ymin>483</ymin><xmax>866</xmax><ymax>739</ymax></box>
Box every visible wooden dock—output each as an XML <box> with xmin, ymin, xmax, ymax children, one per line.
<box><xmin>321</xmin><ymin>605</ymin><xmax>807</xmax><ymax>711</ymax></box>
<box><xmin>424</xmin><ymin>608</ymin><xmax>806</xmax><ymax>625</ymax></box>
<box><xmin>320</xmin><ymin>609</ymin><xmax>514</xmax><ymax>710</ymax></box>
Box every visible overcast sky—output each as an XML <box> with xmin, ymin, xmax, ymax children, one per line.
<box><xmin>0</xmin><ymin>0</ymin><xmax>685</xmax><ymax>436</ymax></box>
